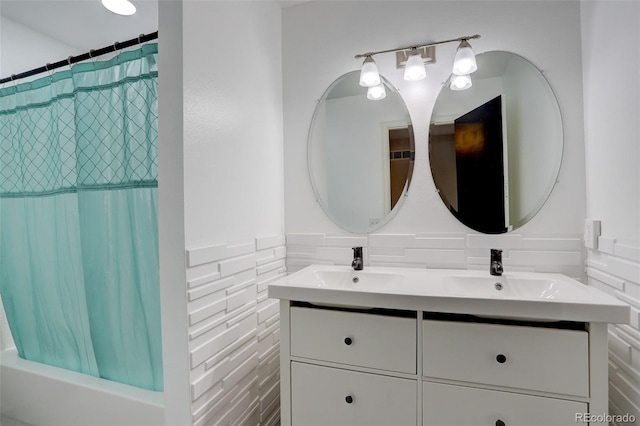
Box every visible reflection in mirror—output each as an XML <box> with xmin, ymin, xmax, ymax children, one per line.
<box><xmin>429</xmin><ymin>51</ymin><xmax>563</xmax><ymax>234</ymax></box>
<box><xmin>308</xmin><ymin>71</ymin><xmax>414</xmax><ymax>233</ymax></box>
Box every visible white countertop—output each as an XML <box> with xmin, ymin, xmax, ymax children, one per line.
<box><xmin>268</xmin><ymin>265</ymin><xmax>630</xmax><ymax>323</ymax></box>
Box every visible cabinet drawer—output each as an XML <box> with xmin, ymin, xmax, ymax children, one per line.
<box><xmin>423</xmin><ymin>381</ymin><xmax>587</xmax><ymax>426</ymax></box>
<box><xmin>292</xmin><ymin>362</ymin><xmax>417</xmax><ymax>426</ymax></box>
<box><xmin>291</xmin><ymin>307</ymin><xmax>416</xmax><ymax>374</ymax></box>
<box><xmin>422</xmin><ymin>320</ymin><xmax>588</xmax><ymax>397</ymax></box>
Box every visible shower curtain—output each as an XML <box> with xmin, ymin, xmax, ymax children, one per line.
<box><xmin>0</xmin><ymin>44</ymin><xmax>162</xmax><ymax>392</ymax></box>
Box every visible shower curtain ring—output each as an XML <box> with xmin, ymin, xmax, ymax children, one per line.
<box><xmin>138</xmin><ymin>34</ymin><xmax>144</xmax><ymax>44</ymax></box>
<box><xmin>113</xmin><ymin>41</ymin><xmax>123</xmax><ymax>63</ymax></box>
<box><xmin>45</xmin><ymin>63</ymin><xmax>53</xmax><ymax>80</ymax></box>
<box><xmin>88</xmin><ymin>50</ymin><xmax>98</xmax><ymax>68</ymax></box>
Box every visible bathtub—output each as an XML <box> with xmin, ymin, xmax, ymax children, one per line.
<box><xmin>0</xmin><ymin>349</ymin><xmax>165</xmax><ymax>426</ymax></box>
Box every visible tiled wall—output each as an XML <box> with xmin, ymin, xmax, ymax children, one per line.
<box><xmin>286</xmin><ymin>232</ymin><xmax>584</xmax><ymax>279</ymax></box>
<box><xmin>586</xmin><ymin>238</ymin><xmax>640</xmax><ymax>423</ymax></box>
<box><xmin>185</xmin><ymin>235</ymin><xmax>285</xmax><ymax>426</ymax></box>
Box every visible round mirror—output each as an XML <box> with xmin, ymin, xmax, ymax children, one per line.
<box><xmin>308</xmin><ymin>71</ymin><xmax>414</xmax><ymax>232</ymax></box>
<box><xmin>429</xmin><ymin>51</ymin><xmax>563</xmax><ymax>234</ymax></box>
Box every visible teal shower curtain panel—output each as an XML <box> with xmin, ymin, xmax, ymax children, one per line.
<box><xmin>0</xmin><ymin>44</ymin><xmax>162</xmax><ymax>391</ymax></box>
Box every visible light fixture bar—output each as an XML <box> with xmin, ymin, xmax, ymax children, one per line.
<box><xmin>354</xmin><ymin>34</ymin><xmax>480</xmax><ymax>59</ymax></box>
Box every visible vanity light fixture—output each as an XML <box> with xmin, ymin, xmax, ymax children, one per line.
<box><xmin>450</xmin><ymin>73</ymin><xmax>473</xmax><ymax>91</ymax></box>
<box><xmin>367</xmin><ymin>83</ymin><xmax>387</xmax><ymax>100</ymax></box>
<box><xmin>403</xmin><ymin>48</ymin><xmax>427</xmax><ymax>81</ymax></box>
<box><xmin>355</xmin><ymin>34</ymin><xmax>480</xmax><ymax>97</ymax></box>
<box><xmin>452</xmin><ymin>39</ymin><xmax>478</xmax><ymax>75</ymax></box>
<box><xmin>359</xmin><ymin>55</ymin><xmax>381</xmax><ymax>87</ymax></box>
<box><xmin>102</xmin><ymin>0</ymin><xmax>137</xmax><ymax>16</ymax></box>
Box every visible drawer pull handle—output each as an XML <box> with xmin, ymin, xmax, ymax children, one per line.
<box><xmin>495</xmin><ymin>420</ymin><xmax>506</xmax><ymax>426</ymax></box>
<box><xmin>345</xmin><ymin>395</ymin><xmax>354</xmax><ymax>404</ymax></box>
<box><xmin>344</xmin><ymin>337</ymin><xmax>353</xmax><ymax>346</ymax></box>
<box><xmin>496</xmin><ymin>354</ymin><xmax>507</xmax><ymax>364</ymax></box>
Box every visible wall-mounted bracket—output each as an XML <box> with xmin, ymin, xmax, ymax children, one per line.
<box><xmin>395</xmin><ymin>45</ymin><xmax>436</xmax><ymax>69</ymax></box>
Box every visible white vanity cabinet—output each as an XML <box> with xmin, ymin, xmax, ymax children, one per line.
<box><xmin>291</xmin><ymin>363</ymin><xmax>416</xmax><ymax>426</ymax></box>
<box><xmin>279</xmin><ymin>302</ymin><xmax>609</xmax><ymax>426</ymax></box>
<box><xmin>290</xmin><ymin>306</ymin><xmax>416</xmax><ymax>374</ymax></box>
<box><xmin>286</xmin><ymin>306</ymin><xmax>417</xmax><ymax>426</ymax></box>
<box><xmin>270</xmin><ymin>265</ymin><xmax>628</xmax><ymax>426</ymax></box>
<box><xmin>422</xmin><ymin>382</ymin><xmax>588</xmax><ymax>426</ymax></box>
<box><xmin>422</xmin><ymin>319</ymin><xmax>591</xmax><ymax>425</ymax></box>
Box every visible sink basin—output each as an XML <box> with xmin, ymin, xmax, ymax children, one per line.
<box><xmin>290</xmin><ymin>269</ymin><xmax>402</xmax><ymax>292</ymax></box>
<box><xmin>444</xmin><ymin>275</ymin><xmax>593</xmax><ymax>301</ymax></box>
<box><xmin>268</xmin><ymin>264</ymin><xmax>630</xmax><ymax>323</ymax></box>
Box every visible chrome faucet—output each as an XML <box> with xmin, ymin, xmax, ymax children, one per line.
<box><xmin>352</xmin><ymin>247</ymin><xmax>363</xmax><ymax>271</ymax></box>
<box><xmin>490</xmin><ymin>249</ymin><xmax>503</xmax><ymax>276</ymax></box>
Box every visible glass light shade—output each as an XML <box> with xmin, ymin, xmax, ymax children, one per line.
<box><xmin>404</xmin><ymin>49</ymin><xmax>427</xmax><ymax>81</ymax></box>
<box><xmin>452</xmin><ymin>40</ymin><xmax>477</xmax><ymax>75</ymax></box>
<box><xmin>450</xmin><ymin>74</ymin><xmax>472</xmax><ymax>91</ymax></box>
<box><xmin>102</xmin><ymin>0</ymin><xmax>136</xmax><ymax>16</ymax></box>
<box><xmin>367</xmin><ymin>83</ymin><xmax>386</xmax><ymax>100</ymax></box>
<box><xmin>359</xmin><ymin>56</ymin><xmax>381</xmax><ymax>87</ymax></box>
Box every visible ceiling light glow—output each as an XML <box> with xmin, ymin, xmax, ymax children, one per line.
<box><xmin>102</xmin><ymin>0</ymin><xmax>136</xmax><ymax>16</ymax></box>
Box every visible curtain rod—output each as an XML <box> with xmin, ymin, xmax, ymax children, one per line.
<box><xmin>0</xmin><ymin>31</ymin><xmax>158</xmax><ymax>85</ymax></box>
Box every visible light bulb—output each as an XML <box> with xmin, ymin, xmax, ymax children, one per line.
<box><xmin>452</xmin><ymin>40</ymin><xmax>477</xmax><ymax>75</ymax></box>
<box><xmin>359</xmin><ymin>56</ymin><xmax>381</xmax><ymax>87</ymax></box>
<box><xmin>367</xmin><ymin>83</ymin><xmax>386</xmax><ymax>100</ymax></box>
<box><xmin>404</xmin><ymin>48</ymin><xmax>427</xmax><ymax>81</ymax></box>
<box><xmin>102</xmin><ymin>0</ymin><xmax>136</xmax><ymax>16</ymax></box>
<box><xmin>450</xmin><ymin>74</ymin><xmax>472</xmax><ymax>91</ymax></box>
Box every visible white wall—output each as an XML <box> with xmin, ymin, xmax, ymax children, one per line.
<box><xmin>581</xmin><ymin>1</ymin><xmax>639</xmax><ymax>244</ymax></box>
<box><xmin>283</xmin><ymin>1</ymin><xmax>586</xmax><ymax>276</ymax></box>
<box><xmin>173</xmin><ymin>1</ymin><xmax>286</xmax><ymax>424</ymax></box>
<box><xmin>183</xmin><ymin>1</ymin><xmax>285</xmax><ymax>248</ymax></box>
<box><xmin>581</xmin><ymin>1</ymin><xmax>640</xmax><ymax>421</ymax></box>
<box><xmin>0</xmin><ymin>16</ymin><xmax>82</xmax><ymax>79</ymax></box>
<box><xmin>157</xmin><ymin>2</ymin><xmax>190</xmax><ymax>425</ymax></box>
